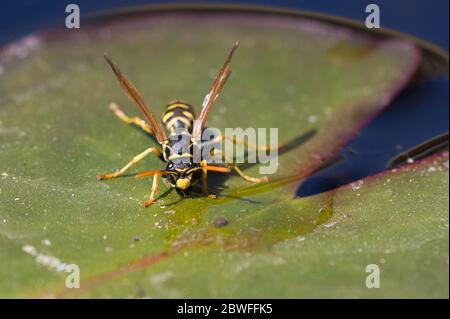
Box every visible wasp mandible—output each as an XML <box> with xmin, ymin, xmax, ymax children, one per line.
<box><xmin>97</xmin><ymin>42</ymin><xmax>274</xmax><ymax>207</ymax></box>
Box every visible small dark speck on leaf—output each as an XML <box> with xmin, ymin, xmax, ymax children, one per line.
<box><xmin>213</xmin><ymin>217</ymin><xmax>229</xmax><ymax>228</ymax></box>
<box><xmin>133</xmin><ymin>235</ymin><xmax>141</xmax><ymax>242</ymax></box>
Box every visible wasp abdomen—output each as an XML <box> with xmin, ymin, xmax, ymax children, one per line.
<box><xmin>162</xmin><ymin>101</ymin><xmax>195</xmax><ymax>133</ymax></box>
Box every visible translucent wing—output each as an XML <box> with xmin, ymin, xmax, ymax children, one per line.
<box><xmin>104</xmin><ymin>54</ymin><xmax>168</xmax><ymax>144</ymax></box>
<box><xmin>192</xmin><ymin>42</ymin><xmax>239</xmax><ymax>144</ymax></box>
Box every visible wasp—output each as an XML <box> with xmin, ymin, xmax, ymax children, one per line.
<box><xmin>97</xmin><ymin>42</ymin><xmax>272</xmax><ymax>207</ymax></box>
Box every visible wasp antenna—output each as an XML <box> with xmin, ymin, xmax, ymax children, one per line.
<box><xmin>135</xmin><ymin>170</ymin><xmax>166</xmax><ymax>179</ymax></box>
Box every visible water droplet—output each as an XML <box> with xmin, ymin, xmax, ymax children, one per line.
<box><xmin>42</xmin><ymin>239</ymin><xmax>51</xmax><ymax>246</ymax></box>
<box><xmin>351</xmin><ymin>180</ymin><xmax>364</xmax><ymax>191</ymax></box>
<box><xmin>308</xmin><ymin>115</ymin><xmax>318</xmax><ymax>124</ymax></box>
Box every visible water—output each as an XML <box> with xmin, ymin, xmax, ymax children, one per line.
<box><xmin>298</xmin><ymin>76</ymin><xmax>449</xmax><ymax>196</ymax></box>
<box><xmin>0</xmin><ymin>1</ymin><xmax>448</xmax><ymax>50</ymax></box>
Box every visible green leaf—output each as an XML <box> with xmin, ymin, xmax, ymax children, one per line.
<box><xmin>0</xmin><ymin>9</ymin><xmax>447</xmax><ymax>298</ymax></box>
<box><xmin>71</xmin><ymin>152</ymin><xmax>450</xmax><ymax>298</ymax></box>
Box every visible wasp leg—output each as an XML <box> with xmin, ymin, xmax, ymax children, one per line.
<box><xmin>96</xmin><ymin>147</ymin><xmax>162</xmax><ymax>180</ymax></box>
<box><xmin>213</xmin><ymin>150</ymin><xmax>268</xmax><ymax>183</ymax></box>
<box><xmin>109</xmin><ymin>102</ymin><xmax>153</xmax><ymax>135</ymax></box>
<box><xmin>229</xmin><ymin>163</ymin><xmax>268</xmax><ymax>183</ymax></box>
<box><xmin>200</xmin><ymin>160</ymin><xmax>217</xmax><ymax>199</ymax></box>
<box><xmin>143</xmin><ymin>174</ymin><xmax>159</xmax><ymax>207</ymax></box>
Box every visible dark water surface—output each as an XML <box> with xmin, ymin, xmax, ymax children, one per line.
<box><xmin>298</xmin><ymin>76</ymin><xmax>449</xmax><ymax>196</ymax></box>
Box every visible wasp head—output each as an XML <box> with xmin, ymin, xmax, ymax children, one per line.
<box><xmin>165</xmin><ymin>160</ymin><xmax>201</xmax><ymax>197</ymax></box>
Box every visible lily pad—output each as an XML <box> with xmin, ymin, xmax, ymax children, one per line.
<box><xmin>69</xmin><ymin>152</ymin><xmax>450</xmax><ymax>298</ymax></box>
<box><xmin>0</xmin><ymin>8</ymin><xmax>447</xmax><ymax>298</ymax></box>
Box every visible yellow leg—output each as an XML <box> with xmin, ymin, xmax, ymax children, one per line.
<box><xmin>143</xmin><ymin>174</ymin><xmax>159</xmax><ymax>207</ymax></box>
<box><xmin>109</xmin><ymin>102</ymin><xmax>153</xmax><ymax>135</ymax></box>
<box><xmin>230</xmin><ymin>164</ymin><xmax>268</xmax><ymax>183</ymax></box>
<box><xmin>213</xmin><ymin>150</ymin><xmax>268</xmax><ymax>183</ymax></box>
<box><xmin>200</xmin><ymin>160</ymin><xmax>216</xmax><ymax>199</ymax></box>
<box><xmin>96</xmin><ymin>147</ymin><xmax>162</xmax><ymax>180</ymax></box>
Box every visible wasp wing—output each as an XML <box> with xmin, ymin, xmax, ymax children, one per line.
<box><xmin>192</xmin><ymin>42</ymin><xmax>239</xmax><ymax>144</ymax></box>
<box><xmin>104</xmin><ymin>54</ymin><xmax>168</xmax><ymax>145</ymax></box>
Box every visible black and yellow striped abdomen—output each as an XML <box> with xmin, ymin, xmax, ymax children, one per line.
<box><xmin>162</xmin><ymin>101</ymin><xmax>195</xmax><ymax>134</ymax></box>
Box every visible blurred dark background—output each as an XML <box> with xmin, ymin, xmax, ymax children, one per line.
<box><xmin>0</xmin><ymin>0</ymin><xmax>448</xmax><ymax>48</ymax></box>
<box><xmin>0</xmin><ymin>1</ymin><xmax>448</xmax><ymax>195</ymax></box>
